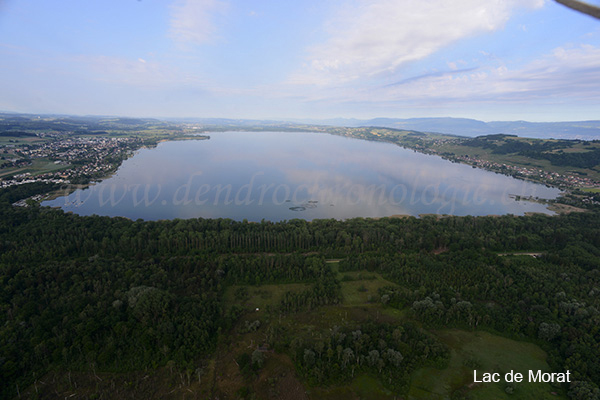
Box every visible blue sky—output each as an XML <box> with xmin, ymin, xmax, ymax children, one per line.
<box><xmin>1</xmin><ymin>0</ymin><xmax>599</xmax><ymax>121</ymax></box>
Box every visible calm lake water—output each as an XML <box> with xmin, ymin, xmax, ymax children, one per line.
<box><xmin>43</xmin><ymin>131</ymin><xmax>560</xmax><ymax>221</ymax></box>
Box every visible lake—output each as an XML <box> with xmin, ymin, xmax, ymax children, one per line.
<box><xmin>43</xmin><ymin>131</ymin><xmax>560</xmax><ymax>221</ymax></box>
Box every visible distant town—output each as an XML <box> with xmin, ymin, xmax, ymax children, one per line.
<box><xmin>1</xmin><ymin>135</ymin><xmax>142</xmax><ymax>189</ymax></box>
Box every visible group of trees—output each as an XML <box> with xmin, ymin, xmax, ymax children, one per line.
<box><xmin>4</xmin><ymin>196</ymin><xmax>600</xmax><ymax>263</ymax></box>
<box><xmin>278</xmin><ymin>272</ymin><xmax>341</xmax><ymax>313</ymax></box>
<box><xmin>0</xmin><ymin>131</ymin><xmax>38</xmax><ymax>137</ymax></box>
<box><xmin>0</xmin><ymin>182</ymin><xmax>61</xmax><ymax>204</ymax></box>
<box><xmin>293</xmin><ymin>322</ymin><xmax>448</xmax><ymax>393</ymax></box>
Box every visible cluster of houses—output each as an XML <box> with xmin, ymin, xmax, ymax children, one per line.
<box><xmin>16</xmin><ymin>136</ymin><xmax>136</xmax><ymax>162</ymax></box>
<box><xmin>455</xmin><ymin>155</ymin><xmax>599</xmax><ymax>189</ymax></box>
<box><xmin>1</xmin><ymin>135</ymin><xmax>141</xmax><ymax>187</ymax></box>
<box><xmin>0</xmin><ymin>174</ymin><xmax>68</xmax><ymax>189</ymax></box>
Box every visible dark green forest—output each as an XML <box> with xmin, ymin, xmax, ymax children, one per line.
<box><xmin>1</xmin><ymin>183</ymin><xmax>599</xmax><ymax>399</ymax></box>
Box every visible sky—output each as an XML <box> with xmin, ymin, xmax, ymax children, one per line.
<box><xmin>0</xmin><ymin>0</ymin><xmax>600</xmax><ymax>122</ymax></box>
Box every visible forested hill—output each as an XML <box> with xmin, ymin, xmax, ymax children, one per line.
<box><xmin>1</xmin><ymin>184</ymin><xmax>600</xmax><ymax>399</ymax></box>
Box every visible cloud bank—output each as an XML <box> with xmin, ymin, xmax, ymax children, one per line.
<box><xmin>292</xmin><ymin>0</ymin><xmax>544</xmax><ymax>85</ymax></box>
<box><xmin>375</xmin><ymin>44</ymin><xmax>600</xmax><ymax>104</ymax></box>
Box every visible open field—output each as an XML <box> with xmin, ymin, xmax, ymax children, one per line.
<box><xmin>339</xmin><ymin>270</ymin><xmax>397</xmax><ymax>305</ymax></box>
<box><xmin>0</xmin><ymin>157</ymin><xmax>71</xmax><ymax>178</ymax></box>
<box><xmin>409</xmin><ymin>330</ymin><xmax>565</xmax><ymax>399</ymax></box>
<box><xmin>547</xmin><ymin>202</ymin><xmax>589</xmax><ymax>214</ymax></box>
<box><xmin>223</xmin><ymin>282</ymin><xmax>311</xmax><ymax>313</ymax></box>
<box><xmin>308</xmin><ymin>374</ymin><xmax>394</xmax><ymax>400</ymax></box>
<box><xmin>0</xmin><ymin>135</ymin><xmax>49</xmax><ymax>145</ymax></box>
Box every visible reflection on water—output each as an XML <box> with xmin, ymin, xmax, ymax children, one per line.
<box><xmin>43</xmin><ymin>131</ymin><xmax>561</xmax><ymax>221</ymax></box>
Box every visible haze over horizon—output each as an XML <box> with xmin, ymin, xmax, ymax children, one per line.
<box><xmin>1</xmin><ymin>0</ymin><xmax>600</xmax><ymax>122</ymax></box>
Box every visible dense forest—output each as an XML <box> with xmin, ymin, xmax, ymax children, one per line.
<box><xmin>1</xmin><ymin>183</ymin><xmax>599</xmax><ymax>398</ymax></box>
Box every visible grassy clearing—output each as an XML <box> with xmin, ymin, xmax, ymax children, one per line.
<box><xmin>333</xmin><ymin>259</ymin><xmax>398</xmax><ymax>305</ymax></box>
<box><xmin>224</xmin><ymin>265</ymin><xmax>405</xmax><ymax>340</ymax></box>
<box><xmin>379</xmin><ymin>306</ymin><xmax>410</xmax><ymax>321</ymax></box>
<box><xmin>308</xmin><ymin>374</ymin><xmax>395</xmax><ymax>400</ymax></box>
<box><xmin>29</xmin><ymin>158</ymin><xmax>72</xmax><ymax>174</ymax></box>
<box><xmin>547</xmin><ymin>202</ymin><xmax>588</xmax><ymax>214</ymax></box>
<box><xmin>0</xmin><ymin>158</ymin><xmax>71</xmax><ymax>178</ymax></box>
<box><xmin>339</xmin><ymin>271</ymin><xmax>397</xmax><ymax>305</ymax></box>
<box><xmin>351</xmin><ymin>374</ymin><xmax>395</xmax><ymax>399</ymax></box>
<box><xmin>0</xmin><ymin>136</ymin><xmax>48</xmax><ymax>145</ymax></box>
<box><xmin>282</xmin><ymin>302</ymin><xmax>403</xmax><ymax>336</ymax></box>
<box><xmin>409</xmin><ymin>330</ymin><xmax>566</xmax><ymax>400</ymax></box>
<box><xmin>223</xmin><ymin>282</ymin><xmax>310</xmax><ymax>312</ymax></box>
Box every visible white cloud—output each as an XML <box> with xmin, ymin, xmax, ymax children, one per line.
<box><xmin>169</xmin><ymin>0</ymin><xmax>228</xmax><ymax>46</ymax></box>
<box><xmin>291</xmin><ymin>0</ymin><xmax>544</xmax><ymax>85</ymax></box>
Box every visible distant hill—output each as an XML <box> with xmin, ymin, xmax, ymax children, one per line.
<box><xmin>0</xmin><ymin>112</ymin><xmax>177</xmax><ymax>133</ymax></box>
<box><xmin>485</xmin><ymin>120</ymin><xmax>600</xmax><ymax>140</ymax></box>
<box><xmin>308</xmin><ymin>117</ymin><xmax>600</xmax><ymax>140</ymax></box>
<box><xmin>161</xmin><ymin>117</ymin><xmax>291</xmax><ymax>127</ymax></box>
<box><xmin>3</xmin><ymin>112</ymin><xmax>600</xmax><ymax>140</ymax></box>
